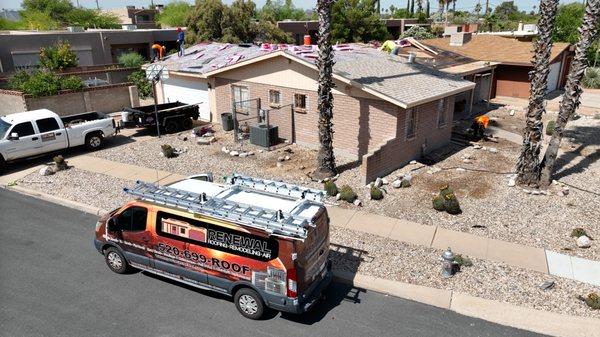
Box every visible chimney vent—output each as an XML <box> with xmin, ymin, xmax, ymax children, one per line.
<box><xmin>450</xmin><ymin>32</ymin><xmax>472</xmax><ymax>47</ymax></box>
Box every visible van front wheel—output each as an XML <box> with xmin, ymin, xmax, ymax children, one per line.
<box><xmin>234</xmin><ymin>288</ymin><xmax>265</xmax><ymax>320</ymax></box>
<box><xmin>104</xmin><ymin>247</ymin><xmax>130</xmax><ymax>274</ymax></box>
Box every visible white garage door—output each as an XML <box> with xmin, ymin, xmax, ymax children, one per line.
<box><xmin>547</xmin><ymin>61</ymin><xmax>562</xmax><ymax>93</ymax></box>
<box><xmin>162</xmin><ymin>76</ymin><xmax>210</xmax><ymax>121</ymax></box>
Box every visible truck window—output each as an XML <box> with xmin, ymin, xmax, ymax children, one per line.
<box><xmin>35</xmin><ymin>118</ymin><xmax>60</xmax><ymax>133</ymax></box>
<box><xmin>11</xmin><ymin>122</ymin><xmax>35</xmax><ymax>137</ymax></box>
<box><xmin>118</xmin><ymin>206</ymin><xmax>148</xmax><ymax>231</ymax></box>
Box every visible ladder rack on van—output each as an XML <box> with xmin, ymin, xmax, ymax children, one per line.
<box><xmin>124</xmin><ymin>180</ymin><xmax>323</xmax><ymax>240</ymax></box>
<box><xmin>229</xmin><ymin>174</ymin><xmax>326</xmax><ymax>203</ymax></box>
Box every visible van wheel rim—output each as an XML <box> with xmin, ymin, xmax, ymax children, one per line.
<box><xmin>239</xmin><ymin>294</ymin><xmax>258</xmax><ymax>315</ymax></box>
<box><xmin>90</xmin><ymin>137</ymin><xmax>101</xmax><ymax>147</ymax></box>
<box><xmin>107</xmin><ymin>252</ymin><xmax>123</xmax><ymax>270</ymax></box>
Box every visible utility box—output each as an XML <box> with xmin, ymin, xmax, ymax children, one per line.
<box><xmin>250</xmin><ymin>124</ymin><xmax>278</xmax><ymax>147</ymax></box>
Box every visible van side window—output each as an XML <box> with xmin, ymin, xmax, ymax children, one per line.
<box><xmin>118</xmin><ymin>206</ymin><xmax>148</xmax><ymax>231</ymax></box>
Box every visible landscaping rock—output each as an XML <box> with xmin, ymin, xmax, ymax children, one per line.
<box><xmin>489</xmin><ymin>147</ymin><xmax>498</xmax><ymax>153</ymax></box>
<box><xmin>473</xmin><ymin>144</ymin><xmax>482</xmax><ymax>149</ymax></box>
<box><xmin>221</xmin><ymin>146</ymin><xmax>228</xmax><ymax>153</ymax></box>
<box><xmin>392</xmin><ymin>179</ymin><xmax>402</xmax><ymax>188</ymax></box>
<box><xmin>509</xmin><ymin>109</ymin><xmax>515</xmax><ymax>116</ymax></box>
<box><xmin>239</xmin><ymin>153</ymin><xmax>248</xmax><ymax>158</ymax></box>
<box><xmin>539</xmin><ymin>280</ymin><xmax>555</xmax><ymax>291</ymax></box>
<box><xmin>409</xmin><ymin>160</ymin><xmax>417</xmax><ymax>165</ymax></box>
<box><xmin>374</xmin><ymin>177</ymin><xmax>383</xmax><ymax>188</ymax></box>
<box><xmin>508</xmin><ymin>178</ymin><xmax>516</xmax><ymax>187</ymax></box>
<box><xmin>381</xmin><ymin>178</ymin><xmax>389</xmax><ymax>185</ymax></box>
<box><xmin>401</xmin><ymin>174</ymin><xmax>412</xmax><ymax>187</ymax></box>
<box><xmin>284</xmin><ymin>155</ymin><xmax>291</xmax><ymax>161</ymax></box>
<box><xmin>463</xmin><ymin>159</ymin><xmax>471</xmax><ymax>164</ymax></box>
<box><xmin>277</xmin><ymin>156</ymin><xmax>285</xmax><ymax>162</ymax></box>
<box><xmin>276</xmin><ymin>162</ymin><xmax>283</xmax><ymax>168</ymax></box>
<box><xmin>532</xmin><ymin>190</ymin><xmax>540</xmax><ymax>196</ymax></box>
<box><xmin>456</xmin><ymin>168</ymin><xmax>466</xmax><ymax>172</ymax></box>
<box><xmin>247</xmin><ymin>151</ymin><xmax>254</xmax><ymax>156</ymax></box>
<box><xmin>229</xmin><ymin>151</ymin><xmax>239</xmax><ymax>156</ymax></box>
<box><xmin>39</xmin><ymin>165</ymin><xmax>55</xmax><ymax>176</ymax></box>
<box><xmin>335</xmin><ymin>193</ymin><xmax>341</xmax><ymax>201</ymax></box>
<box><xmin>577</xmin><ymin>235</ymin><xmax>592</xmax><ymax>248</ymax></box>
<box><xmin>197</xmin><ymin>137</ymin><xmax>215</xmax><ymax>145</ymax></box>
<box><xmin>353</xmin><ymin>199</ymin><xmax>362</xmax><ymax>207</ymax></box>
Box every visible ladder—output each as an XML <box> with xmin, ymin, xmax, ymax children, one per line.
<box><xmin>124</xmin><ymin>180</ymin><xmax>321</xmax><ymax>240</ymax></box>
<box><xmin>230</xmin><ymin>174</ymin><xmax>325</xmax><ymax>202</ymax></box>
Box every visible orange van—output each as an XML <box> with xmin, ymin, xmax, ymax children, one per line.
<box><xmin>94</xmin><ymin>174</ymin><xmax>332</xmax><ymax>319</ymax></box>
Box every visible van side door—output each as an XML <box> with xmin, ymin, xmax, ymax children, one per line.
<box><xmin>113</xmin><ymin>205</ymin><xmax>153</xmax><ymax>268</ymax></box>
<box><xmin>3</xmin><ymin>122</ymin><xmax>41</xmax><ymax>160</ymax></box>
<box><xmin>34</xmin><ymin>117</ymin><xmax>68</xmax><ymax>153</ymax></box>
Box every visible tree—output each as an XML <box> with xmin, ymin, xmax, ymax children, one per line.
<box><xmin>474</xmin><ymin>2</ymin><xmax>482</xmax><ymax>16</ymax></box>
<box><xmin>39</xmin><ymin>40</ymin><xmax>78</xmax><ymax>70</ymax></box>
<box><xmin>331</xmin><ymin>0</ymin><xmax>389</xmax><ymax>43</ymax></box>
<box><xmin>256</xmin><ymin>20</ymin><xmax>294</xmax><ymax>43</ymax></box>
<box><xmin>426</xmin><ymin>0</ymin><xmax>430</xmax><ymax>17</ymax></box>
<box><xmin>416</xmin><ymin>0</ymin><xmax>423</xmax><ymax>14</ymax></box>
<box><xmin>401</xmin><ymin>25</ymin><xmax>435</xmax><ymax>39</ymax></box>
<box><xmin>553</xmin><ymin>3</ymin><xmax>585</xmax><ymax>44</ymax></box>
<box><xmin>515</xmin><ymin>0</ymin><xmax>559</xmax><ymax>187</ymax></box>
<box><xmin>260</xmin><ymin>0</ymin><xmax>307</xmax><ymax>22</ymax></box>
<box><xmin>20</xmin><ymin>10</ymin><xmax>59</xmax><ymax>30</ymax></box>
<box><xmin>221</xmin><ymin>0</ymin><xmax>257</xmax><ymax>43</ymax></box>
<box><xmin>540</xmin><ymin>0</ymin><xmax>600</xmax><ymax>185</ymax></box>
<box><xmin>156</xmin><ymin>1</ymin><xmax>192</xmax><ymax>28</ymax></box>
<box><xmin>186</xmin><ymin>0</ymin><xmax>226</xmax><ymax>42</ymax></box>
<box><xmin>22</xmin><ymin>0</ymin><xmax>73</xmax><ymax>22</ymax></box>
<box><xmin>410</xmin><ymin>0</ymin><xmax>415</xmax><ymax>16</ymax></box>
<box><xmin>493</xmin><ymin>1</ymin><xmax>520</xmax><ymax>21</ymax></box>
<box><xmin>64</xmin><ymin>8</ymin><xmax>120</xmax><ymax>29</ymax></box>
<box><xmin>314</xmin><ymin>0</ymin><xmax>336</xmax><ymax>180</ymax></box>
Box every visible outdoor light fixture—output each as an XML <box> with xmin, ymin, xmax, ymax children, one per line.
<box><xmin>441</xmin><ymin>247</ymin><xmax>455</xmax><ymax>278</ymax></box>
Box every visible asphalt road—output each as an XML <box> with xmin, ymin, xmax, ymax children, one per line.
<box><xmin>0</xmin><ymin>189</ymin><xmax>546</xmax><ymax>337</ymax></box>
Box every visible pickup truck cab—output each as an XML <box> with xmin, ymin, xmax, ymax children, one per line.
<box><xmin>0</xmin><ymin>109</ymin><xmax>116</xmax><ymax>172</ymax></box>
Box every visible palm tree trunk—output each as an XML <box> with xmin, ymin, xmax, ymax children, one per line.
<box><xmin>540</xmin><ymin>0</ymin><xmax>600</xmax><ymax>185</ymax></box>
<box><xmin>313</xmin><ymin>0</ymin><xmax>337</xmax><ymax>179</ymax></box>
<box><xmin>515</xmin><ymin>0</ymin><xmax>559</xmax><ymax>187</ymax></box>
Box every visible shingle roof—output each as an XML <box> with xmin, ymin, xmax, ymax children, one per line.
<box><xmin>422</xmin><ymin>34</ymin><xmax>570</xmax><ymax>65</ymax></box>
<box><xmin>156</xmin><ymin>42</ymin><xmax>475</xmax><ymax>108</ymax></box>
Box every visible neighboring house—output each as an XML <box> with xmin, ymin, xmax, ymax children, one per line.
<box><xmin>103</xmin><ymin>6</ymin><xmax>161</xmax><ymax>29</ymax></box>
<box><xmin>422</xmin><ymin>33</ymin><xmax>572</xmax><ymax>99</ymax></box>
<box><xmin>152</xmin><ymin>42</ymin><xmax>475</xmax><ymax>182</ymax></box>
<box><xmin>0</xmin><ymin>28</ymin><xmax>179</xmax><ymax>73</ymax></box>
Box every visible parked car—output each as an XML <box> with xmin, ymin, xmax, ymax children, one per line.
<box><xmin>121</xmin><ymin>102</ymin><xmax>199</xmax><ymax>134</ymax></box>
<box><xmin>0</xmin><ymin>109</ymin><xmax>117</xmax><ymax>173</ymax></box>
<box><xmin>94</xmin><ymin>174</ymin><xmax>332</xmax><ymax>319</ymax></box>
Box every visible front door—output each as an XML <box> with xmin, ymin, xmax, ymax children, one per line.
<box><xmin>113</xmin><ymin>205</ymin><xmax>152</xmax><ymax>267</ymax></box>
<box><xmin>3</xmin><ymin>122</ymin><xmax>41</xmax><ymax>160</ymax></box>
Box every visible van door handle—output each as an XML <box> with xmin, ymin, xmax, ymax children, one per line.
<box><xmin>32</xmin><ymin>137</ymin><xmax>38</xmax><ymax>141</ymax></box>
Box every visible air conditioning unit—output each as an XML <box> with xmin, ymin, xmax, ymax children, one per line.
<box><xmin>67</xmin><ymin>26</ymin><xmax>84</xmax><ymax>32</ymax></box>
<box><xmin>122</xmin><ymin>24</ymin><xmax>137</xmax><ymax>30</ymax></box>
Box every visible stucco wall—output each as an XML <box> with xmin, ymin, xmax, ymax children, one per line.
<box><xmin>0</xmin><ymin>90</ymin><xmax>27</xmax><ymax>114</ymax></box>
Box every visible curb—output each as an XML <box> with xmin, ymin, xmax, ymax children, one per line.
<box><xmin>333</xmin><ymin>271</ymin><xmax>600</xmax><ymax>337</ymax></box>
<box><xmin>5</xmin><ymin>185</ymin><xmax>108</xmax><ymax>216</ymax></box>
<box><xmin>5</xmin><ymin>184</ymin><xmax>599</xmax><ymax>336</ymax></box>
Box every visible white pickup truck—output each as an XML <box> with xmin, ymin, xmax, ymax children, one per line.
<box><xmin>0</xmin><ymin>109</ymin><xmax>117</xmax><ymax>172</ymax></box>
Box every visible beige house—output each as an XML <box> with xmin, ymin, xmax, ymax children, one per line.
<box><xmin>153</xmin><ymin>43</ymin><xmax>475</xmax><ymax>182</ymax></box>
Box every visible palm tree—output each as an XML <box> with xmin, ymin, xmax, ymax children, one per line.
<box><xmin>540</xmin><ymin>0</ymin><xmax>600</xmax><ymax>185</ymax></box>
<box><xmin>417</xmin><ymin>0</ymin><xmax>423</xmax><ymax>14</ymax></box>
<box><xmin>515</xmin><ymin>0</ymin><xmax>559</xmax><ymax>187</ymax></box>
<box><xmin>313</xmin><ymin>0</ymin><xmax>336</xmax><ymax>180</ymax></box>
<box><xmin>426</xmin><ymin>0</ymin><xmax>430</xmax><ymax>17</ymax></box>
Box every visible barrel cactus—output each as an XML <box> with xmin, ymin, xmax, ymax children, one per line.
<box><xmin>432</xmin><ymin>184</ymin><xmax>461</xmax><ymax>214</ymax></box>
<box><xmin>432</xmin><ymin>195</ymin><xmax>445</xmax><ymax>211</ymax></box>
<box><xmin>339</xmin><ymin>185</ymin><xmax>357</xmax><ymax>203</ymax></box>
<box><xmin>324</xmin><ymin>181</ymin><xmax>338</xmax><ymax>197</ymax></box>
<box><xmin>444</xmin><ymin>193</ymin><xmax>462</xmax><ymax>215</ymax></box>
<box><xmin>161</xmin><ymin>144</ymin><xmax>176</xmax><ymax>158</ymax></box>
<box><xmin>370</xmin><ymin>186</ymin><xmax>383</xmax><ymax>200</ymax></box>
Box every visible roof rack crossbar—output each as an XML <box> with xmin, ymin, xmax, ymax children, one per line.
<box><xmin>124</xmin><ymin>181</ymin><xmax>315</xmax><ymax>240</ymax></box>
<box><xmin>230</xmin><ymin>174</ymin><xmax>325</xmax><ymax>202</ymax></box>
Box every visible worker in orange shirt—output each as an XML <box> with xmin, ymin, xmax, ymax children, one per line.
<box><xmin>151</xmin><ymin>43</ymin><xmax>166</xmax><ymax>62</ymax></box>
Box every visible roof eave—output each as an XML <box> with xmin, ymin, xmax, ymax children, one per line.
<box><xmin>404</xmin><ymin>83</ymin><xmax>476</xmax><ymax>109</ymax></box>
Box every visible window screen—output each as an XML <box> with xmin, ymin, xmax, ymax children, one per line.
<box><xmin>11</xmin><ymin>122</ymin><xmax>35</xmax><ymax>137</ymax></box>
<box><xmin>294</xmin><ymin>94</ymin><xmax>307</xmax><ymax>110</ymax></box>
<box><xmin>36</xmin><ymin>118</ymin><xmax>60</xmax><ymax>133</ymax></box>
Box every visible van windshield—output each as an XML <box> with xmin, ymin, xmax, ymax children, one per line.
<box><xmin>0</xmin><ymin>119</ymin><xmax>11</xmax><ymax>139</ymax></box>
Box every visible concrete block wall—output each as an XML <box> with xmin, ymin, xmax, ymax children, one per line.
<box><xmin>0</xmin><ymin>90</ymin><xmax>27</xmax><ymax>114</ymax></box>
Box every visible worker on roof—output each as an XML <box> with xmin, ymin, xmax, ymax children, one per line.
<box><xmin>177</xmin><ymin>27</ymin><xmax>185</xmax><ymax>57</ymax></box>
<box><xmin>151</xmin><ymin>43</ymin><xmax>165</xmax><ymax>62</ymax></box>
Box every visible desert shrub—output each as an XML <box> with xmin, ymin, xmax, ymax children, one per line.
<box><xmin>39</xmin><ymin>41</ymin><xmax>78</xmax><ymax>71</ymax></box>
<box><xmin>53</xmin><ymin>155</ymin><xmax>68</xmax><ymax>171</ymax></box>
<box><xmin>370</xmin><ymin>186</ymin><xmax>383</xmax><ymax>200</ymax></box>
<box><xmin>20</xmin><ymin>70</ymin><xmax>61</xmax><ymax>97</ymax></box>
<box><xmin>161</xmin><ymin>144</ymin><xmax>176</xmax><ymax>158</ymax></box>
<box><xmin>7</xmin><ymin>70</ymin><xmax>31</xmax><ymax>91</ymax></box>
<box><xmin>454</xmin><ymin>254</ymin><xmax>473</xmax><ymax>267</ymax></box>
<box><xmin>128</xmin><ymin>71</ymin><xmax>152</xmax><ymax>98</ymax></box>
<box><xmin>571</xmin><ymin>228</ymin><xmax>593</xmax><ymax>239</ymax></box>
<box><xmin>546</xmin><ymin>120</ymin><xmax>556</xmax><ymax>136</ymax></box>
<box><xmin>324</xmin><ymin>181</ymin><xmax>338</xmax><ymax>197</ymax></box>
<box><xmin>583</xmin><ymin>67</ymin><xmax>600</xmax><ymax>89</ymax></box>
<box><xmin>117</xmin><ymin>52</ymin><xmax>145</xmax><ymax>68</ymax></box>
<box><xmin>339</xmin><ymin>185</ymin><xmax>357</xmax><ymax>203</ymax></box>
<box><xmin>59</xmin><ymin>75</ymin><xmax>83</xmax><ymax>91</ymax></box>
<box><xmin>579</xmin><ymin>292</ymin><xmax>600</xmax><ymax>310</ymax></box>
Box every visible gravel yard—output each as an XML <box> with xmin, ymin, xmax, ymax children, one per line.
<box><xmin>83</xmin><ymin>117</ymin><xmax>600</xmax><ymax>260</ymax></box>
<box><xmin>16</xmin><ymin>168</ymin><xmax>600</xmax><ymax>319</ymax></box>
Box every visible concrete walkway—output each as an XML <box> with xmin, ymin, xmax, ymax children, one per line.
<box><xmin>2</xmin><ymin>154</ymin><xmax>598</xmax><ymax>287</ymax></box>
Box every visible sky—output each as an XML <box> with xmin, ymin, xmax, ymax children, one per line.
<box><xmin>0</xmin><ymin>0</ymin><xmax>581</xmax><ymax>12</ymax></box>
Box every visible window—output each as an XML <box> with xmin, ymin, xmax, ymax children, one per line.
<box><xmin>232</xmin><ymin>85</ymin><xmax>250</xmax><ymax>113</ymax></box>
<box><xmin>11</xmin><ymin>122</ymin><xmax>35</xmax><ymax>137</ymax></box>
<box><xmin>437</xmin><ymin>99</ymin><xmax>447</xmax><ymax>128</ymax></box>
<box><xmin>117</xmin><ymin>206</ymin><xmax>148</xmax><ymax>231</ymax></box>
<box><xmin>406</xmin><ymin>108</ymin><xmax>417</xmax><ymax>139</ymax></box>
<box><xmin>294</xmin><ymin>93</ymin><xmax>307</xmax><ymax>111</ymax></box>
<box><xmin>36</xmin><ymin>118</ymin><xmax>60</xmax><ymax>133</ymax></box>
<box><xmin>135</xmin><ymin>14</ymin><xmax>151</xmax><ymax>22</ymax></box>
<box><xmin>269</xmin><ymin>90</ymin><xmax>281</xmax><ymax>107</ymax></box>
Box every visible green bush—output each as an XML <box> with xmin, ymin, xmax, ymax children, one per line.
<box><xmin>546</xmin><ymin>120</ymin><xmax>556</xmax><ymax>136</ymax></box>
<box><xmin>39</xmin><ymin>41</ymin><xmax>78</xmax><ymax>71</ymax></box>
<box><xmin>370</xmin><ymin>186</ymin><xmax>383</xmax><ymax>200</ymax></box>
<box><xmin>339</xmin><ymin>185</ymin><xmax>357</xmax><ymax>203</ymax></box>
<box><xmin>7</xmin><ymin>70</ymin><xmax>31</xmax><ymax>91</ymax></box>
<box><xmin>59</xmin><ymin>75</ymin><xmax>83</xmax><ymax>91</ymax></box>
<box><xmin>324</xmin><ymin>181</ymin><xmax>338</xmax><ymax>197</ymax></box>
<box><xmin>128</xmin><ymin>71</ymin><xmax>152</xmax><ymax>99</ymax></box>
<box><xmin>580</xmin><ymin>292</ymin><xmax>600</xmax><ymax>310</ymax></box>
<box><xmin>583</xmin><ymin>67</ymin><xmax>600</xmax><ymax>89</ymax></box>
<box><xmin>117</xmin><ymin>52</ymin><xmax>146</xmax><ymax>68</ymax></box>
<box><xmin>454</xmin><ymin>254</ymin><xmax>473</xmax><ymax>267</ymax></box>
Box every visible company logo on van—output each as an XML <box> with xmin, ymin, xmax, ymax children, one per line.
<box><xmin>207</xmin><ymin>229</ymin><xmax>273</xmax><ymax>260</ymax></box>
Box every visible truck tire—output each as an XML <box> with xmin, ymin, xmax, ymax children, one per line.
<box><xmin>234</xmin><ymin>288</ymin><xmax>265</xmax><ymax>320</ymax></box>
<box><xmin>104</xmin><ymin>247</ymin><xmax>130</xmax><ymax>274</ymax></box>
<box><xmin>182</xmin><ymin>118</ymin><xmax>193</xmax><ymax>130</ymax></box>
<box><xmin>164</xmin><ymin>120</ymin><xmax>180</xmax><ymax>134</ymax></box>
<box><xmin>85</xmin><ymin>133</ymin><xmax>104</xmax><ymax>151</ymax></box>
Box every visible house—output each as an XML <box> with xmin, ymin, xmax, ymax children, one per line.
<box><xmin>103</xmin><ymin>6</ymin><xmax>162</xmax><ymax>29</ymax></box>
<box><xmin>422</xmin><ymin>33</ymin><xmax>572</xmax><ymax>99</ymax></box>
<box><xmin>0</xmin><ymin>28</ymin><xmax>180</xmax><ymax>73</ymax></box>
<box><xmin>152</xmin><ymin>42</ymin><xmax>475</xmax><ymax>182</ymax></box>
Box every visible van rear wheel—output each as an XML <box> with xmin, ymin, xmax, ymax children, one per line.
<box><xmin>104</xmin><ymin>247</ymin><xmax>130</xmax><ymax>274</ymax></box>
<box><xmin>234</xmin><ymin>288</ymin><xmax>265</xmax><ymax>320</ymax></box>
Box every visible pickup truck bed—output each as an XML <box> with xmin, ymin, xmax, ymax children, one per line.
<box><xmin>121</xmin><ymin>102</ymin><xmax>199</xmax><ymax>134</ymax></box>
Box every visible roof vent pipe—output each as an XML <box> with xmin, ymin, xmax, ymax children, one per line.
<box><xmin>407</xmin><ymin>53</ymin><xmax>416</xmax><ymax>63</ymax></box>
